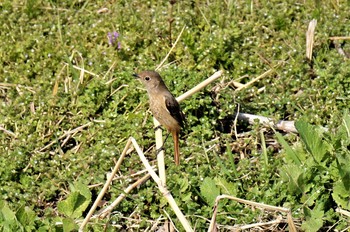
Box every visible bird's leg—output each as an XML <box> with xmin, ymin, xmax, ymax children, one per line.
<box><xmin>163</xmin><ymin>132</ymin><xmax>170</xmax><ymax>144</ymax></box>
<box><xmin>155</xmin><ymin>132</ymin><xmax>171</xmax><ymax>155</ymax></box>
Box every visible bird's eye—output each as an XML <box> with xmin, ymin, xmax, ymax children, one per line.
<box><xmin>145</xmin><ymin>76</ymin><xmax>151</xmax><ymax>81</ymax></box>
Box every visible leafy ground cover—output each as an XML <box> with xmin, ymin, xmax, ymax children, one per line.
<box><xmin>0</xmin><ymin>0</ymin><xmax>350</xmax><ymax>231</ymax></box>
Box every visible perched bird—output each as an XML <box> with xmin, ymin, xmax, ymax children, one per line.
<box><xmin>134</xmin><ymin>71</ymin><xmax>185</xmax><ymax>165</ymax></box>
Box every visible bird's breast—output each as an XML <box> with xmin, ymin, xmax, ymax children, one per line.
<box><xmin>149</xmin><ymin>95</ymin><xmax>180</xmax><ymax>132</ymax></box>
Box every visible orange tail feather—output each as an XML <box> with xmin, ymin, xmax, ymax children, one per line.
<box><xmin>172</xmin><ymin>131</ymin><xmax>180</xmax><ymax>165</ymax></box>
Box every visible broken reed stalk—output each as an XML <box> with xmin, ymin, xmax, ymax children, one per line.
<box><xmin>237</xmin><ymin>112</ymin><xmax>298</xmax><ymax>133</ymax></box>
<box><xmin>208</xmin><ymin>194</ymin><xmax>297</xmax><ymax>232</ymax></box>
<box><xmin>79</xmin><ymin>138</ymin><xmax>133</xmax><ymax>231</ymax></box>
<box><xmin>329</xmin><ymin>36</ymin><xmax>350</xmax><ymax>40</ymax></box>
<box><xmin>176</xmin><ymin>70</ymin><xmax>223</xmax><ymax>103</ymax></box>
<box><xmin>336</xmin><ymin>207</ymin><xmax>350</xmax><ymax>218</ymax></box>
<box><xmin>306</xmin><ymin>19</ymin><xmax>317</xmax><ymax>61</ymax></box>
<box><xmin>154</xmin><ymin>117</ymin><xmax>167</xmax><ymax>185</ymax></box>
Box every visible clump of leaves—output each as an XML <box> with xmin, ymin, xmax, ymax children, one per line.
<box><xmin>277</xmin><ymin>111</ymin><xmax>350</xmax><ymax>231</ymax></box>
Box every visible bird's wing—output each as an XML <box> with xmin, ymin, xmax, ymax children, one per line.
<box><xmin>164</xmin><ymin>95</ymin><xmax>185</xmax><ymax>128</ymax></box>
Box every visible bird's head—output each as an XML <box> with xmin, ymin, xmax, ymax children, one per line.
<box><xmin>133</xmin><ymin>70</ymin><xmax>164</xmax><ymax>90</ymax></box>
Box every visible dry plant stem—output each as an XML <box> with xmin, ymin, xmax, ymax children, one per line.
<box><xmin>130</xmin><ymin>137</ymin><xmax>194</xmax><ymax>232</ymax></box>
<box><xmin>238</xmin><ymin>217</ymin><xmax>282</xmax><ymax>230</ymax></box>
<box><xmin>177</xmin><ymin>70</ymin><xmax>223</xmax><ymax>103</ymax></box>
<box><xmin>306</xmin><ymin>19</ymin><xmax>317</xmax><ymax>60</ymax></box>
<box><xmin>233</xmin><ymin>104</ymin><xmax>240</xmax><ymax>139</ymax></box>
<box><xmin>0</xmin><ymin>125</ymin><xmax>16</xmax><ymax>137</ymax></box>
<box><xmin>329</xmin><ymin>36</ymin><xmax>350</xmax><ymax>40</ymax></box>
<box><xmin>237</xmin><ymin>112</ymin><xmax>298</xmax><ymax>133</ymax></box>
<box><xmin>95</xmin><ymin>173</ymin><xmax>151</xmax><ymax>219</ymax></box>
<box><xmin>64</xmin><ymin>62</ymin><xmax>99</xmax><ymax>77</ymax></box>
<box><xmin>208</xmin><ymin>195</ymin><xmax>296</xmax><ymax>232</ymax></box>
<box><xmin>336</xmin><ymin>207</ymin><xmax>350</xmax><ymax>217</ymax></box>
<box><xmin>154</xmin><ymin>117</ymin><xmax>166</xmax><ymax>186</ymax></box>
<box><xmin>37</xmin><ymin>122</ymin><xmax>92</xmax><ymax>152</ymax></box>
<box><xmin>234</xmin><ymin>68</ymin><xmax>276</xmax><ymax>93</ymax></box>
<box><xmin>79</xmin><ymin>138</ymin><xmax>133</xmax><ymax>231</ymax></box>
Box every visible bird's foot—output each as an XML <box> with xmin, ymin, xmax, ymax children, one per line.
<box><xmin>154</xmin><ymin>125</ymin><xmax>163</xmax><ymax>132</ymax></box>
<box><xmin>156</xmin><ymin>146</ymin><xmax>165</xmax><ymax>155</ymax></box>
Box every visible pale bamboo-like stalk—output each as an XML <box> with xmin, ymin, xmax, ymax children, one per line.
<box><xmin>208</xmin><ymin>194</ymin><xmax>296</xmax><ymax>232</ymax></box>
<box><xmin>237</xmin><ymin>112</ymin><xmax>297</xmax><ymax>133</ymax></box>
<box><xmin>329</xmin><ymin>36</ymin><xmax>350</xmax><ymax>40</ymax></box>
<box><xmin>176</xmin><ymin>70</ymin><xmax>223</xmax><ymax>103</ymax></box>
<box><xmin>130</xmin><ymin>137</ymin><xmax>193</xmax><ymax>232</ymax></box>
<box><xmin>79</xmin><ymin>138</ymin><xmax>133</xmax><ymax>231</ymax></box>
<box><xmin>336</xmin><ymin>207</ymin><xmax>350</xmax><ymax>217</ymax></box>
<box><xmin>154</xmin><ymin>117</ymin><xmax>166</xmax><ymax>186</ymax></box>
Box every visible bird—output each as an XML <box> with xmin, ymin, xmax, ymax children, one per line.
<box><xmin>133</xmin><ymin>70</ymin><xmax>185</xmax><ymax>165</ymax></box>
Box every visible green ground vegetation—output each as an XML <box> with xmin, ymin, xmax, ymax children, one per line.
<box><xmin>0</xmin><ymin>0</ymin><xmax>350</xmax><ymax>231</ymax></box>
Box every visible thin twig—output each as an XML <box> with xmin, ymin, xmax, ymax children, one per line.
<box><xmin>234</xmin><ymin>67</ymin><xmax>276</xmax><ymax>93</ymax></box>
<box><xmin>155</xmin><ymin>25</ymin><xmax>186</xmax><ymax>71</ymax></box>
<box><xmin>37</xmin><ymin>122</ymin><xmax>92</xmax><ymax>152</ymax></box>
<box><xmin>0</xmin><ymin>125</ymin><xmax>16</xmax><ymax>137</ymax></box>
<box><xmin>63</xmin><ymin>62</ymin><xmax>99</xmax><ymax>77</ymax></box>
<box><xmin>95</xmin><ymin>173</ymin><xmax>151</xmax><ymax>219</ymax></box>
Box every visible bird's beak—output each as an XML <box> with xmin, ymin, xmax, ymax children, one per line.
<box><xmin>133</xmin><ymin>73</ymin><xmax>139</xmax><ymax>79</ymax></box>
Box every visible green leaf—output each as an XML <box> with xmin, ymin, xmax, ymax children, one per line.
<box><xmin>301</xmin><ymin>204</ymin><xmax>324</xmax><ymax>232</ymax></box>
<box><xmin>332</xmin><ymin>181</ymin><xmax>350</xmax><ymax>210</ymax></box>
<box><xmin>200</xmin><ymin>177</ymin><xmax>220</xmax><ymax>205</ymax></box>
<box><xmin>57</xmin><ymin>191</ymin><xmax>89</xmax><ymax>218</ymax></box>
<box><xmin>16</xmin><ymin>206</ymin><xmax>36</xmax><ymax>231</ymax></box>
<box><xmin>62</xmin><ymin>217</ymin><xmax>79</xmax><ymax>232</ymax></box>
<box><xmin>335</xmin><ymin>153</ymin><xmax>350</xmax><ymax>191</ymax></box>
<box><xmin>179</xmin><ymin>177</ymin><xmax>189</xmax><ymax>193</ymax></box>
<box><xmin>181</xmin><ymin>192</ymin><xmax>192</xmax><ymax>202</ymax></box>
<box><xmin>0</xmin><ymin>201</ymin><xmax>21</xmax><ymax>232</ymax></box>
<box><xmin>295</xmin><ymin>120</ymin><xmax>329</xmax><ymax>163</ymax></box>
<box><xmin>0</xmin><ymin>201</ymin><xmax>16</xmax><ymax>222</ymax></box>
<box><xmin>215</xmin><ymin>177</ymin><xmax>237</xmax><ymax>196</ymax></box>
<box><xmin>68</xmin><ymin>181</ymin><xmax>92</xmax><ymax>201</ymax></box>
<box><xmin>275</xmin><ymin>132</ymin><xmax>301</xmax><ymax>165</ymax></box>
<box><xmin>280</xmin><ymin>164</ymin><xmax>304</xmax><ymax>194</ymax></box>
<box><xmin>339</xmin><ymin>110</ymin><xmax>350</xmax><ymax>143</ymax></box>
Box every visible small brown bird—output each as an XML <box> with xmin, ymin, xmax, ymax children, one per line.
<box><xmin>134</xmin><ymin>71</ymin><xmax>185</xmax><ymax>165</ymax></box>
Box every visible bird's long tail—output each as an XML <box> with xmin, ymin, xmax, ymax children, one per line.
<box><xmin>172</xmin><ymin>131</ymin><xmax>180</xmax><ymax>165</ymax></box>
